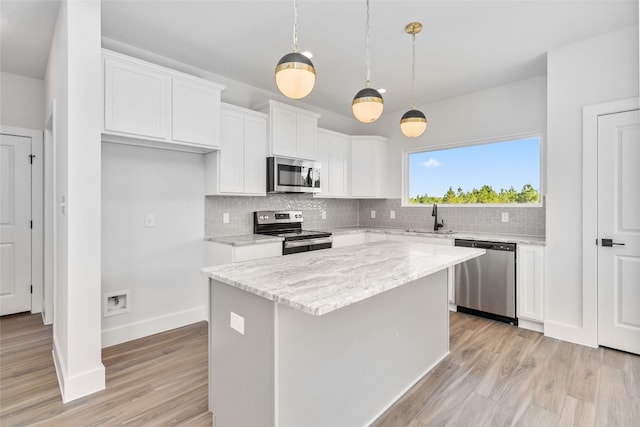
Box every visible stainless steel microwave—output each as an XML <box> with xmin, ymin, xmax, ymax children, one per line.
<box><xmin>267</xmin><ymin>157</ymin><xmax>321</xmax><ymax>193</ymax></box>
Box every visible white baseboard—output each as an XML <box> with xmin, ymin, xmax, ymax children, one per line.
<box><xmin>544</xmin><ymin>320</ymin><xmax>597</xmax><ymax>348</ymax></box>
<box><xmin>52</xmin><ymin>335</ymin><xmax>106</xmax><ymax>403</ymax></box>
<box><xmin>518</xmin><ymin>318</ymin><xmax>544</xmax><ymax>333</ymax></box>
<box><xmin>101</xmin><ymin>306</ymin><xmax>207</xmax><ymax>348</ymax></box>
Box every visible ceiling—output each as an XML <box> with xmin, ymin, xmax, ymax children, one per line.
<box><xmin>2</xmin><ymin>1</ymin><xmax>638</xmax><ymax>118</ymax></box>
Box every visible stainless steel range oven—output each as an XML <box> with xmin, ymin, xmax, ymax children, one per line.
<box><xmin>254</xmin><ymin>210</ymin><xmax>332</xmax><ymax>255</ymax></box>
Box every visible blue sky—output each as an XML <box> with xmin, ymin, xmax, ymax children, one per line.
<box><xmin>409</xmin><ymin>137</ymin><xmax>541</xmax><ymax>197</ymax></box>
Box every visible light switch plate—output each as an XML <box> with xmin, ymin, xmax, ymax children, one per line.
<box><xmin>144</xmin><ymin>213</ymin><xmax>155</xmax><ymax>227</ymax></box>
<box><xmin>501</xmin><ymin>212</ymin><xmax>509</xmax><ymax>222</ymax></box>
<box><xmin>223</xmin><ymin>213</ymin><xmax>230</xmax><ymax>224</ymax></box>
<box><xmin>230</xmin><ymin>312</ymin><xmax>244</xmax><ymax>335</ymax></box>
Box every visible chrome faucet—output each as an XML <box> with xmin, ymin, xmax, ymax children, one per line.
<box><xmin>432</xmin><ymin>203</ymin><xmax>444</xmax><ymax>231</ymax></box>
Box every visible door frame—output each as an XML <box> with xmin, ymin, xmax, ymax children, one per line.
<box><xmin>0</xmin><ymin>125</ymin><xmax>44</xmax><ymax>315</ymax></box>
<box><xmin>582</xmin><ymin>97</ymin><xmax>639</xmax><ymax>347</ymax></box>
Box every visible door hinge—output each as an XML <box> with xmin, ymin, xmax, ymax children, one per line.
<box><xmin>29</xmin><ymin>154</ymin><xmax>36</xmax><ymax>164</ymax></box>
<box><xmin>30</xmin><ymin>220</ymin><xmax>33</xmax><ymax>229</ymax></box>
<box><xmin>30</xmin><ymin>285</ymin><xmax>33</xmax><ymax>294</ymax></box>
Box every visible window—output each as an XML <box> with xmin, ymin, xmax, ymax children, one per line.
<box><xmin>406</xmin><ymin>136</ymin><xmax>541</xmax><ymax>205</ymax></box>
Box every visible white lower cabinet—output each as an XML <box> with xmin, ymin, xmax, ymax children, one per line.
<box><xmin>205</xmin><ymin>104</ymin><xmax>268</xmax><ymax>196</ymax></box>
<box><xmin>203</xmin><ymin>241</ymin><xmax>282</xmax><ymax>316</ymax></box>
<box><xmin>517</xmin><ymin>244</ymin><xmax>544</xmax><ymax>328</ymax></box>
<box><xmin>205</xmin><ymin>241</ymin><xmax>282</xmax><ymax>266</ymax></box>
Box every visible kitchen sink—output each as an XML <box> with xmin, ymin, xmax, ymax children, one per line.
<box><xmin>404</xmin><ymin>229</ymin><xmax>456</xmax><ymax>235</ymax></box>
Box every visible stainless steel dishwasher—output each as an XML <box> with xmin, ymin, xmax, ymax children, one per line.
<box><xmin>454</xmin><ymin>239</ymin><xmax>517</xmax><ymax>325</ymax></box>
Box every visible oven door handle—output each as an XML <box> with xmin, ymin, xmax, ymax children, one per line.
<box><xmin>284</xmin><ymin>237</ymin><xmax>333</xmax><ymax>249</ymax></box>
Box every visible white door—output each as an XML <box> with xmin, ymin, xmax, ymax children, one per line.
<box><xmin>0</xmin><ymin>134</ymin><xmax>32</xmax><ymax>315</ymax></box>
<box><xmin>597</xmin><ymin>109</ymin><xmax>640</xmax><ymax>355</ymax></box>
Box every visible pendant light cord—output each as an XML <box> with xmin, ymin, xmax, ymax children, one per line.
<box><xmin>365</xmin><ymin>0</ymin><xmax>371</xmax><ymax>88</ymax></box>
<box><xmin>411</xmin><ymin>32</ymin><xmax>416</xmax><ymax>109</ymax></box>
<box><xmin>292</xmin><ymin>0</ymin><xmax>299</xmax><ymax>53</ymax></box>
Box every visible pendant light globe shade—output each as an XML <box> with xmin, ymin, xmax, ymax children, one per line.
<box><xmin>400</xmin><ymin>109</ymin><xmax>427</xmax><ymax>138</ymax></box>
<box><xmin>275</xmin><ymin>52</ymin><xmax>316</xmax><ymax>99</ymax></box>
<box><xmin>352</xmin><ymin>88</ymin><xmax>384</xmax><ymax>123</ymax></box>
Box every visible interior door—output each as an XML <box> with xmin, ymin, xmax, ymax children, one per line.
<box><xmin>597</xmin><ymin>109</ymin><xmax>640</xmax><ymax>355</ymax></box>
<box><xmin>0</xmin><ymin>134</ymin><xmax>32</xmax><ymax>315</ymax></box>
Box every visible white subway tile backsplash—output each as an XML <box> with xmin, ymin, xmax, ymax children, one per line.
<box><xmin>205</xmin><ymin>196</ymin><xmax>545</xmax><ymax>238</ymax></box>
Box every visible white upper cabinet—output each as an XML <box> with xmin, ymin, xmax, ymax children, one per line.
<box><xmin>104</xmin><ymin>56</ymin><xmax>170</xmax><ymax>140</ymax></box>
<box><xmin>102</xmin><ymin>49</ymin><xmax>225</xmax><ymax>153</ymax></box>
<box><xmin>315</xmin><ymin>128</ymin><xmax>350</xmax><ymax>198</ymax></box>
<box><xmin>172</xmin><ymin>78</ymin><xmax>221</xmax><ymax>147</ymax></box>
<box><xmin>350</xmin><ymin>136</ymin><xmax>388</xmax><ymax>198</ymax></box>
<box><xmin>205</xmin><ymin>104</ymin><xmax>268</xmax><ymax>196</ymax></box>
<box><xmin>262</xmin><ymin>100</ymin><xmax>320</xmax><ymax>160</ymax></box>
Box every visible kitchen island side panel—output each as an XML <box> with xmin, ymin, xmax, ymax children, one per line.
<box><xmin>209</xmin><ymin>280</ymin><xmax>275</xmax><ymax>427</ymax></box>
<box><xmin>275</xmin><ymin>269</ymin><xmax>449</xmax><ymax>427</ymax></box>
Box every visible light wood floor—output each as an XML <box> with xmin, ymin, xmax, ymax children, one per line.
<box><xmin>373</xmin><ymin>312</ymin><xmax>640</xmax><ymax>427</ymax></box>
<box><xmin>1</xmin><ymin>312</ymin><xmax>638</xmax><ymax>426</ymax></box>
<box><xmin>0</xmin><ymin>312</ymin><xmax>211</xmax><ymax>426</ymax></box>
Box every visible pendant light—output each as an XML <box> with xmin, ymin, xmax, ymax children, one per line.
<box><xmin>352</xmin><ymin>0</ymin><xmax>383</xmax><ymax>123</ymax></box>
<box><xmin>275</xmin><ymin>0</ymin><xmax>316</xmax><ymax>99</ymax></box>
<box><xmin>400</xmin><ymin>22</ymin><xmax>427</xmax><ymax>138</ymax></box>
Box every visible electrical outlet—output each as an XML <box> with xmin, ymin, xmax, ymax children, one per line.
<box><xmin>501</xmin><ymin>212</ymin><xmax>509</xmax><ymax>222</ymax></box>
<box><xmin>390</xmin><ymin>210</ymin><xmax>396</xmax><ymax>219</ymax></box>
<box><xmin>230</xmin><ymin>312</ymin><xmax>244</xmax><ymax>335</ymax></box>
<box><xmin>144</xmin><ymin>213</ymin><xmax>155</xmax><ymax>227</ymax></box>
<box><xmin>223</xmin><ymin>213</ymin><xmax>230</xmax><ymax>224</ymax></box>
<box><xmin>371</xmin><ymin>210</ymin><xmax>376</xmax><ymax>219</ymax></box>
<box><xmin>321</xmin><ymin>211</ymin><xmax>327</xmax><ymax>220</ymax></box>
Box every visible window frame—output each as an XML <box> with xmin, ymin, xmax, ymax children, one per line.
<box><xmin>401</xmin><ymin>132</ymin><xmax>545</xmax><ymax>208</ymax></box>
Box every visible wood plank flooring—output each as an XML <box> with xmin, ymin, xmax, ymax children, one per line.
<box><xmin>1</xmin><ymin>311</ymin><xmax>638</xmax><ymax>426</ymax></box>
<box><xmin>373</xmin><ymin>312</ymin><xmax>640</xmax><ymax>427</ymax></box>
<box><xmin>0</xmin><ymin>312</ymin><xmax>211</xmax><ymax>426</ymax></box>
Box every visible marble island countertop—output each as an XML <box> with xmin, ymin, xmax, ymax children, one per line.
<box><xmin>202</xmin><ymin>240</ymin><xmax>484</xmax><ymax>316</ymax></box>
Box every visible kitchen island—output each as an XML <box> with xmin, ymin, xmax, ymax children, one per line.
<box><xmin>202</xmin><ymin>240</ymin><xmax>484</xmax><ymax>427</ymax></box>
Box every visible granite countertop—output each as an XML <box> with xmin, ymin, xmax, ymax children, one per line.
<box><xmin>202</xmin><ymin>240</ymin><xmax>484</xmax><ymax>316</ymax></box>
<box><xmin>205</xmin><ymin>234</ymin><xmax>283</xmax><ymax>246</ymax></box>
<box><xmin>322</xmin><ymin>226</ymin><xmax>546</xmax><ymax>246</ymax></box>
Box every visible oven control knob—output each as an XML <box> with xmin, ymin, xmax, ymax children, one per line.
<box><xmin>265</xmin><ymin>215</ymin><xmax>269</xmax><ymax>220</ymax></box>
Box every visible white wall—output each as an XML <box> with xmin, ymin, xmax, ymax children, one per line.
<box><xmin>545</xmin><ymin>25</ymin><xmax>639</xmax><ymax>346</ymax></box>
<box><xmin>44</xmin><ymin>0</ymin><xmax>104</xmax><ymax>402</ymax></box>
<box><xmin>101</xmin><ymin>143</ymin><xmax>206</xmax><ymax>346</ymax></box>
<box><xmin>0</xmin><ymin>72</ymin><xmax>45</xmax><ymax>130</ymax></box>
<box><xmin>367</xmin><ymin>75</ymin><xmax>548</xmax><ymax>198</ymax></box>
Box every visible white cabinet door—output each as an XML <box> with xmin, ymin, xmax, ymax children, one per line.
<box><xmin>212</xmin><ymin>104</ymin><xmax>267</xmax><ymax>196</ymax></box>
<box><xmin>315</xmin><ymin>130</ymin><xmax>331</xmax><ymax>196</ymax></box>
<box><xmin>332</xmin><ymin>233</ymin><xmax>368</xmax><ymax>248</ymax></box>
<box><xmin>350</xmin><ymin>139</ymin><xmax>375</xmax><ymax>197</ymax></box>
<box><xmin>219</xmin><ymin>107</ymin><xmax>245</xmax><ymax>193</ymax></box>
<box><xmin>104</xmin><ymin>57</ymin><xmax>170</xmax><ymax>139</ymax></box>
<box><xmin>172</xmin><ymin>78</ymin><xmax>220</xmax><ymax>148</ymax></box>
<box><xmin>265</xmin><ymin>100</ymin><xmax>320</xmax><ymax>160</ymax></box>
<box><xmin>329</xmin><ymin>134</ymin><xmax>349</xmax><ymax>197</ymax></box>
<box><xmin>244</xmin><ymin>113</ymin><xmax>268</xmax><ymax>195</ymax></box>
<box><xmin>517</xmin><ymin>244</ymin><xmax>544</xmax><ymax>322</ymax></box>
<box><xmin>296</xmin><ymin>113</ymin><xmax>316</xmax><ymax>160</ymax></box>
<box><xmin>271</xmin><ymin>106</ymin><xmax>297</xmax><ymax>158</ymax></box>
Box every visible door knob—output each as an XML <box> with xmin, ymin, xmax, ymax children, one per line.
<box><xmin>601</xmin><ymin>238</ymin><xmax>625</xmax><ymax>247</ymax></box>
